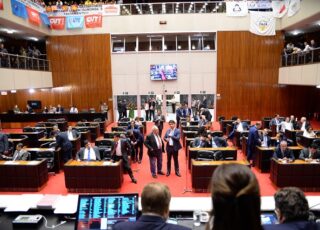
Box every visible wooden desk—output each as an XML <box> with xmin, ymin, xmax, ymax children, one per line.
<box><xmin>270</xmin><ymin>159</ymin><xmax>320</xmax><ymax>191</ymax></box>
<box><xmin>0</xmin><ymin>160</ymin><xmax>48</xmax><ymax>191</ymax></box>
<box><xmin>75</xmin><ymin>125</ymin><xmax>100</xmax><ymax>140</ymax></box>
<box><xmin>8</xmin><ymin>137</ymin><xmax>28</xmax><ymax>149</ymax></box>
<box><xmin>111</xmin><ymin>127</ymin><xmax>126</xmax><ymax>132</ymax></box>
<box><xmin>95</xmin><ymin>137</ymin><xmax>114</xmax><ymax>146</ymax></box>
<box><xmin>188</xmin><ymin>147</ymin><xmax>237</xmax><ymax>170</ymax></box>
<box><xmin>233</xmin><ymin>130</ymin><xmax>249</xmax><ymax>148</ymax></box>
<box><xmin>220</xmin><ymin>120</ymin><xmax>250</xmax><ymax>135</ymax></box>
<box><xmin>64</xmin><ymin>160</ymin><xmax>123</xmax><ymax>192</ymax></box>
<box><xmin>104</xmin><ymin>131</ymin><xmax>126</xmax><ymax>139</ymax></box>
<box><xmin>38</xmin><ymin>121</ymin><xmax>68</xmax><ymax>132</ymax></box>
<box><xmin>298</xmin><ymin>136</ymin><xmax>320</xmax><ymax>148</ymax></box>
<box><xmin>26</xmin><ymin>147</ymin><xmax>61</xmax><ymax>173</ymax></box>
<box><xmin>8</xmin><ymin>131</ymin><xmax>45</xmax><ymax>147</ymax></box>
<box><xmin>191</xmin><ymin>159</ymin><xmax>250</xmax><ymax>192</ymax></box>
<box><xmin>255</xmin><ymin>146</ymin><xmax>303</xmax><ymax>173</ymax></box>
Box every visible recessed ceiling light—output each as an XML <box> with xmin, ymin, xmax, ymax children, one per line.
<box><xmin>316</xmin><ymin>85</ymin><xmax>320</xmax><ymax>88</ymax></box>
<box><xmin>10</xmin><ymin>90</ymin><xmax>17</xmax><ymax>93</ymax></box>
<box><xmin>29</xmin><ymin>88</ymin><xmax>35</xmax><ymax>93</ymax></box>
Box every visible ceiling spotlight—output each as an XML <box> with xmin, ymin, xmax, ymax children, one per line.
<box><xmin>317</xmin><ymin>85</ymin><xmax>320</xmax><ymax>88</ymax></box>
<box><xmin>29</xmin><ymin>88</ymin><xmax>35</xmax><ymax>94</ymax></box>
<box><xmin>10</xmin><ymin>90</ymin><xmax>17</xmax><ymax>93</ymax></box>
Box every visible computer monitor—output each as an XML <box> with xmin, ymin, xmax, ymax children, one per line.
<box><xmin>260</xmin><ymin>213</ymin><xmax>278</xmax><ymax>225</ymax></box>
<box><xmin>75</xmin><ymin>193</ymin><xmax>139</xmax><ymax>230</ymax></box>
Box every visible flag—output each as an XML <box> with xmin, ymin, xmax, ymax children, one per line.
<box><xmin>272</xmin><ymin>0</ymin><xmax>289</xmax><ymax>18</ymax></box>
<box><xmin>102</xmin><ymin>4</ymin><xmax>120</xmax><ymax>16</ymax></box>
<box><xmin>66</xmin><ymin>15</ymin><xmax>84</xmax><ymax>29</ymax></box>
<box><xmin>49</xmin><ymin>16</ymin><xmax>65</xmax><ymax>30</ymax></box>
<box><xmin>40</xmin><ymin>12</ymin><xmax>50</xmax><ymax>26</ymax></box>
<box><xmin>26</xmin><ymin>6</ymin><xmax>40</xmax><ymax>26</ymax></box>
<box><xmin>85</xmin><ymin>14</ymin><xmax>102</xmax><ymax>28</ymax></box>
<box><xmin>0</xmin><ymin>0</ymin><xmax>4</xmax><ymax>10</ymax></box>
<box><xmin>226</xmin><ymin>1</ymin><xmax>248</xmax><ymax>17</ymax></box>
<box><xmin>288</xmin><ymin>0</ymin><xmax>300</xmax><ymax>17</ymax></box>
<box><xmin>11</xmin><ymin>0</ymin><xmax>28</xmax><ymax>19</ymax></box>
<box><xmin>250</xmin><ymin>11</ymin><xmax>275</xmax><ymax>36</ymax></box>
<box><xmin>247</xmin><ymin>1</ymin><xmax>272</xmax><ymax>10</ymax></box>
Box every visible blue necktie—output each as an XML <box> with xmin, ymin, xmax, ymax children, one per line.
<box><xmin>87</xmin><ymin>149</ymin><xmax>90</xmax><ymax>161</ymax></box>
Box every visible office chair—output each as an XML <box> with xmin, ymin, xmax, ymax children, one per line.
<box><xmin>98</xmin><ymin>146</ymin><xmax>112</xmax><ymax>160</ymax></box>
<box><xmin>77</xmin><ymin>122</ymin><xmax>86</xmax><ymax>127</ymax></box>
<box><xmin>23</xmin><ymin>127</ymin><xmax>35</xmax><ymax>132</ymax></box>
<box><xmin>96</xmin><ymin>139</ymin><xmax>113</xmax><ymax>147</ymax></box>
<box><xmin>213</xmin><ymin>151</ymin><xmax>224</xmax><ymax>161</ymax></box>
<box><xmin>36</xmin><ymin>151</ymin><xmax>55</xmax><ymax>175</ymax></box>
<box><xmin>196</xmin><ymin>151</ymin><xmax>214</xmax><ymax>161</ymax></box>
<box><xmin>218</xmin><ymin>116</ymin><xmax>225</xmax><ymax>121</ymax></box>
<box><xmin>94</xmin><ymin>118</ymin><xmax>102</xmax><ymax>122</ymax></box>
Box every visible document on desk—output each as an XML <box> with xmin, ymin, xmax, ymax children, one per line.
<box><xmin>27</xmin><ymin>161</ymin><xmax>39</xmax><ymax>165</ymax></box>
<box><xmin>4</xmin><ymin>161</ymin><xmax>19</xmax><ymax>165</ymax></box>
<box><xmin>54</xmin><ymin>194</ymin><xmax>78</xmax><ymax>214</ymax></box>
<box><xmin>4</xmin><ymin>194</ymin><xmax>44</xmax><ymax>212</ymax></box>
<box><xmin>0</xmin><ymin>195</ymin><xmax>18</xmax><ymax>208</ymax></box>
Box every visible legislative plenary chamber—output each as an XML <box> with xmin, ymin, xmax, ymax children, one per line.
<box><xmin>0</xmin><ymin>0</ymin><xmax>320</xmax><ymax>229</ymax></box>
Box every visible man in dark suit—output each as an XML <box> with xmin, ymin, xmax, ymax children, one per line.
<box><xmin>154</xmin><ymin>110</ymin><xmax>165</xmax><ymax>137</ymax></box>
<box><xmin>260</xmin><ymin>128</ymin><xmax>271</xmax><ymax>147</ymax></box>
<box><xmin>54</xmin><ymin>130</ymin><xmax>73</xmax><ymax>163</ymax></box>
<box><xmin>264</xmin><ymin>187</ymin><xmax>320</xmax><ymax>230</ymax></box>
<box><xmin>149</xmin><ymin>98</ymin><xmax>156</xmax><ymax>121</ymax></box>
<box><xmin>0</xmin><ymin>132</ymin><xmax>9</xmax><ymax>155</ymax></box>
<box><xmin>56</xmin><ymin>104</ymin><xmax>64</xmax><ymax>113</ymax></box>
<box><xmin>192</xmin><ymin>133</ymin><xmax>211</xmax><ymax>148</ymax></box>
<box><xmin>269</xmin><ymin>114</ymin><xmax>281</xmax><ymax>133</ymax></box>
<box><xmin>144</xmin><ymin>126</ymin><xmax>165</xmax><ymax>178</ymax></box>
<box><xmin>299</xmin><ymin>143</ymin><xmax>320</xmax><ymax>161</ymax></box>
<box><xmin>113</xmin><ymin>182</ymin><xmax>191</xmax><ymax>230</ymax></box>
<box><xmin>273</xmin><ymin>140</ymin><xmax>295</xmax><ymax>161</ymax></box>
<box><xmin>67</xmin><ymin>126</ymin><xmax>80</xmax><ymax>140</ymax></box>
<box><xmin>111</xmin><ymin>133</ymin><xmax>137</xmax><ymax>183</ymax></box>
<box><xmin>76</xmin><ymin>140</ymin><xmax>100</xmax><ymax>161</ymax></box>
<box><xmin>209</xmin><ymin>135</ymin><xmax>228</xmax><ymax>148</ymax></box>
<box><xmin>247</xmin><ymin>122</ymin><xmax>262</xmax><ymax>165</ymax></box>
<box><xmin>164</xmin><ymin>120</ymin><xmax>182</xmax><ymax>177</ymax></box>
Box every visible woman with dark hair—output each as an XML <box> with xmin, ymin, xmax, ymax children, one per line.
<box><xmin>206</xmin><ymin>164</ymin><xmax>263</xmax><ymax>230</ymax></box>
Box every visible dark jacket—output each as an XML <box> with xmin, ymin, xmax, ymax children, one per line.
<box><xmin>144</xmin><ymin>133</ymin><xmax>165</xmax><ymax>156</ymax></box>
<box><xmin>299</xmin><ymin>148</ymin><xmax>320</xmax><ymax>160</ymax></box>
<box><xmin>164</xmin><ymin>128</ymin><xmax>182</xmax><ymax>152</ymax></box>
<box><xmin>263</xmin><ymin>221</ymin><xmax>320</xmax><ymax>230</ymax></box>
<box><xmin>76</xmin><ymin>146</ymin><xmax>101</xmax><ymax>161</ymax></box>
<box><xmin>0</xmin><ymin>133</ymin><xmax>9</xmax><ymax>153</ymax></box>
<box><xmin>273</xmin><ymin>147</ymin><xmax>295</xmax><ymax>160</ymax></box>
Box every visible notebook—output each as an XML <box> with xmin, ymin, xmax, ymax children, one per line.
<box><xmin>75</xmin><ymin>193</ymin><xmax>139</xmax><ymax>230</ymax></box>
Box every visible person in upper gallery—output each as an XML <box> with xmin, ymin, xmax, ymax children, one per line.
<box><xmin>303</xmin><ymin>126</ymin><xmax>316</xmax><ymax>138</ymax></box>
<box><xmin>247</xmin><ymin>122</ymin><xmax>262</xmax><ymax>166</ymax></box>
<box><xmin>56</xmin><ymin>104</ymin><xmax>64</xmax><ymax>113</ymax></box>
<box><xmin>25</xmin><ymin>104</ymin><xmax>34</xmax><ymax>113</ymax></box>
<box><xmin>273</xmin><ymin>140</ymin><xmax>295</xmax><ymax>161</ymax></box>
<box><xmin>192</xmin><ymin>133</ymin><xmax>211</xmax><ymax>148</ymax></box>
<box><xmin>259</xmin><ymin>128</ymin><xmax>271</xmax><ymax>148</ymax></box>
<box><xmin>163</xmin><ymin>120</ymin><xmax>182</xmax><ymax>177</ymax></box>
<box><xmin>43</xmin><ymin>106</ymin><xmax>49</xmax><ymax>113</ymax></box>
<box><xmin>264</xmin><ymin>187</ymin><xmax>320</xmax><ymax>230</ymax></box>
<box><xmin>154</xmin><ymin>110</ymin><xmax>165</xmax><ymax>137</ymax></box>
<box><xmin>122</xmin><ymin>99</ymin><xmax>127</xmax><ymax>119</ymax></box>
<box><xmin>200</xmin><ymin>108</ymin><xmax>212</xmax><ymax>123</ymax></box>
<box><xmin>13</xmin><ymin>105</ymin><xmax>20</xmax><ymax>114</ymax></box>
<box><xmin>297</xmin><ymin>117</ymin><xmax>310</xmax><ymax>132</ymax></box>
<box><xmin>76</xmin><ymin>140</ymin><xmax>100</xmax><ymax>161</ymax></box>
<box><xmin>289</xmin><ymin>115</ymin><xmax>298</xmax><ymax>130</ymax></box>
<box><xmin>227</xmin><ymin>118</ymin><xmax>249</xmax><ymax>140</ymax></box>
<box><xmin>0</xmin><ymin>131</ymin><xmax>9</xmax><ymax>157</ymax></box>
<box><xmin>118</xmin><ymin>100</ymin><xmax>123</xmax><ymax>120</ymax></box>
<box><xmin>113</xmin><ymin>182</ymin><xmax>191</xmax><ymax>230</ymax></box>
<box><xmin>1</xmin><ymin>143</ymin><xmax>29</xmax><ymax>161</ymax></box>
<box><xmin>149</xmin><ymin>98</ymin><xmax>156</xmax><ymax>121</ymax></box>
<box><xmin>280</xmin><ymin>117</ymin><xmax>293</xmax><ymax>133</ymax></box>
<box><xmin>269</xmin><ymin>114</ymin><xmax>281</xmax><ymax>133</ymax></box>
<box><xmin>205</xmin><ymin>164</ymin><xmax>263</xmax><ymax>230</ymax></box>
<box><xmin>111</xmin><ymin>133</ymin><xmax>137</xmax><ymax>183</ymax></box>
<box><xmin>67</xmin><ymin>126</ymin><xmax>80</xmax><ymax>140</ymax></box>
<box><xmin>69</xmin><ymin>105</ymin><xmax>78</xmax><ymax>113</ymax></box>
<box><xmin>53</xmin><ymin>130</ymin><xmax>73</xmax><ymax>163</ymax></box>
<box><xmin>299</xmin><ymin>143</ymin><xmax>320</xmax><ymax>161</ymax></box>
<box><xmin>144</xmin><ymin>126</ymin><xmax>165</xmax><ymax>178</ymax></box>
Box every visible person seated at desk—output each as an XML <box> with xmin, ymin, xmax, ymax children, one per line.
<box><xmin>297</xmin><ymin>117</ymin><xmax>310</xmax><ymax>132</ymax></box>
<box><xmin>198</xmin><ymin>114</ymin><xmax>208</xmax><ymax>127</ymax></box>
<box><xmin>13</xmin><ymin>104</ymin><xmax>20</xmax><ymax>114</ymax></box>
<box><xmin>260</xmin><ymin>128</ymin><xmax>271</xmax><ymax>147</ymax></box>
<box><xmin>2</xmin><ymin>143</ymin><xmax>29</xmax><ymax>161</ymax></box>
<box><xmin>56</xmin><ymin>104</ymin><xmax>64</xmax><ymax>113</ymax></box>
<box><xmin>264</xmin><ymin>187</ymin><xmax>320</xmax><ymax>230</ymax></box>
<box><xmin>76</xmin><ymin>140</ymin><xmax>100</xmax><ymax>161</ymax></box>
<box><xmin>43</xmin><ymin>106</ymin><xmax>49</xmax><ymax>113</ymax></box>
<box><xmin>273</xmin><ymin>132</ymin><xmax>288</xmax><ymax>147</ymax></box>
<box><xmin>273</xmin><ymin>140</ymin><xmax>295</xmax><ymax>161</ymax></box>
<box><xmin>303</xmin><ymin>126</ymin><xmax>316</xmax><ymax>138</ymax></box>
<box><xmin>25</xmin><ymin>104</ymin><xmax>34</xmax><ymax>113</ymax></box>
<box><xmin>67</xmin><ymin>126</ymin><xmax>80</xmax><ymax>140</ymax></box>
<box><xmin>127</xmin><ymin>120</ymin><xmax>139</xmax><ymax>131</ymax></box>
<box><xmin>280</xmin><ymin>117</ymin><xmax>293</xmax><ymax>133</ymax></box>
<box><xmin>299</xmin><ymin>144</ymin><xmax>320</xmax><ymax>161</ymax></box>
<box><xmin>269</xmin><ymin>114</ymin><xmax>281</xmax><ymax>133</ymax></box>
<box><xmin>192</xmin><ymin>133</ymin><xmax>211</xmax><ymax>148</ymax></box>
<box><xmin>100</xmin><ymin>102</ymin><xmax>108</xmax><ymax>113</ymax></box>
<box><xmin>69</xmin><ymin>105</ymin><xmax>78</xmax><ymax>114</ymax></box>
<box><xmin>227</xmin><ymin>118</ymin><xmax>249</xmax><ymax>140</ymax></box>
<box><xmin>208</xmin><ymin>134</ymin><xmax>228</xmax><ymax>147</ymax></box>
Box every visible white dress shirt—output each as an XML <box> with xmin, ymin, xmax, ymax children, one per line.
<box><xmin>83</xmin><ymin>147</ymin><xmax>96</xmax><ymax>161</ymax></box>
<box><xmin>168</xmin><ymin>129</ymin><xmax>175</xmax><ymax>146</ymax></box>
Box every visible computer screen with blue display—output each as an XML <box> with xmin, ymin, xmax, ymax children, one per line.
<box><xmin>75</xmin><ymin>193</ymin><xmax>139</xmax><ymax>230</ymax></box>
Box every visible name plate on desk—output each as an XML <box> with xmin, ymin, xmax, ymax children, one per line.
<box><xmin>4</xmin><ymin>161</ymin><xmax>19</xmax><ymax>165</ymax></box>
<box><xmin>27</xmin><ymin>161</ymin><xmax>39</xmax><ymax>165</ymax></box>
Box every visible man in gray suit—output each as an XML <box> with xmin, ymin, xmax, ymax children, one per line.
<box><xmin>2</xmin><ymin>143</ymin><xmax>29</xmax><ymax>161</ymax></box>
<box><xmin>76</xmin><ymin>140</ymin><xmax>101</xmax><ymax>161</ymax></box>
<box><xmin>299</xmin><ymin>144</ymin><xmax>320</xmax><ymax>161</ymax></box>
<box><xmin>0</xmin><ymin>131</ymin><xmax>9</xmax><ymax>155</ymax></box>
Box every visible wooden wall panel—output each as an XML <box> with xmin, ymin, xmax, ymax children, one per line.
<box><xmin>216</xmin><ymin>31</ymin><xmax>319</xmax><ymax>121</ymax></box>
<box><xmin>0</xmin><ymin>34</ymin><xmax>113</xmax><ymax>120</ymax></box>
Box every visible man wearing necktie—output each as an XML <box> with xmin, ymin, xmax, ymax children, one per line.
<box><xmin>67</xmin><ymin>126</ymin><xmax>80</xmax><ymax>140</ymax></box>
<box><xmin>164</xmin><ymin>120</ymin><xmax>182</xmax><ymax>177</ymax></box>
<box><xmin>273</xmin><ymin>140</ymin><xmax>295</xmax><ymax>161</ymax></box>
<box><xmin>76</xmin><ymin>140</ymin><xmax>100</xmax><ymax>161</ymax></box>
<box><xmin>144</xmin><ymin>126</ymin><xmax>165</xmax><ymax>178</ymax></box>
<box><xmin>10</xmin><ymin>143</ymin><xmax>29</xmax><ymax>161</ymax></box>
<box><xmin>111</xmin><ymin>134</ymin><xmax>137</xmax><ymax>184</ymax></box>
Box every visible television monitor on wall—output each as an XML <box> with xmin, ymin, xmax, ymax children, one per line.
<box><xmin>150</xmin><ymin>64</ymin><xmax>177</xmax><ymax>81</ymax></box>
<box><xmin>27</xmin><ymin>100</ymin><xmax>42</xmax><ymax>109</ymax></box>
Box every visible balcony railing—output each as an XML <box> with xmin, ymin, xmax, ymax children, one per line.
<box><xmin>0</xmin><ymin>52</ymin><xmax>50</xmax><ymax>71</ymax></box>
<box><xmin>281</xmin><ymin>47</ymin><xmax>320</xmax><ymax>67</ymax></box>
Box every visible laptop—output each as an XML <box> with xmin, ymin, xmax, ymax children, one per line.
<box><xmin>75</xmin><ymin>193</ymin><xmax>139</xmax><ymax>230</ymax></box>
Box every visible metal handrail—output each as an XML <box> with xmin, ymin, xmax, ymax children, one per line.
<box><xmin>0</xmin><ymin>52</ymin><xmax>50</xmax><ymax>71</ymax></box>
<box><xmin>280</xmin><ymin>47</ymin><xmax>320</xmax><ymax>67</ymax></box>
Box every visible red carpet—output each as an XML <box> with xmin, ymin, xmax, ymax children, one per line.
<box><xmin>1</xmin><ymin>120</ymin><xmax>320</xmax><ymax>197</ymax></box>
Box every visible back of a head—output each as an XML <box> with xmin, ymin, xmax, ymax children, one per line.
<box><xmin>208</xmin><ymin>164</ymin><xmax>262</xmax><ymax>230</ymax></box>
<box><xmin>274</xmin><ymin>187</ymin><xmax>309</xmax><ymax>223</ymax></box>
<box><xmin>141</xmin><ymin>182</ymin><xmax>171</xmax><ymax>217</ymax></box>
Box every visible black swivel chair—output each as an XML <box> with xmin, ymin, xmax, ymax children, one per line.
<box><xmin>196</xmin><ymin>151</ymin><xmax>214</xmax><ymax>161</ymax></box>
<box><xmin>35</xmin><ymin>151</ymin><xmax>55</xmax><ymax>174</ymax></box>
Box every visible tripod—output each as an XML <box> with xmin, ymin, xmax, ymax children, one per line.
<box><xmin>182</xmin><ymin>153</ymin><xmax>192</xmax><ymax>194</ymax></box>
